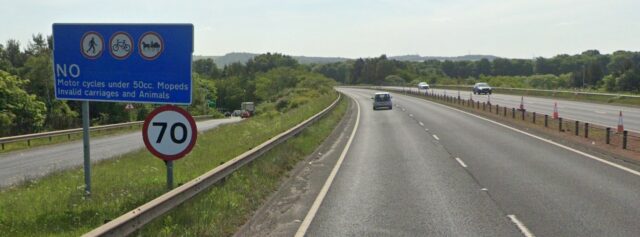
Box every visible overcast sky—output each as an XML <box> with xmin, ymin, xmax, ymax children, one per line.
<box><xmin>1</xmin><ymin>0</ymin><xmax>638</xmax><ymax>58</ymax></box>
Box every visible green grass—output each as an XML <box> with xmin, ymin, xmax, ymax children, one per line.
<box><xmin>0</xmin><ymin>91</ymin><xmax>339</xmax><ymax>237</ymax></box>
<box><xmin>0</xmin><ymin>125</ymin><xmax>142</xmax><ymax>154</ymax></box>
<box><xmin>138</xmin><ymin>93</ymin><xmax>347</xmax><ymax>236</ymax></box>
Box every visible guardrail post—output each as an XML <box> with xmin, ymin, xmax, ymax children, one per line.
<box><xmin>27</xmin><ymin>140</ymin><xmax>30</xmax><ymax>147</ymax></box>
<box><xmin>482</xmin><ymin>102</ymin><xmax>486</xmax><ymax>111</ymax></box>
<box><xmin>496</xmin><ymin>104</ymin><xmax>499</xmax><ymax>114</ymax></box>
<box><xmin>521</xmin><ymin>109</ymin><xmax>525</xmax><ymax>120</ymax></box>
<box><xmin>533</xmin><ymin>112</ymin><xmax>536</xmax><ymax>124</ymax></box>
<box><xmin>575</xmin><ymin>121</ymin><xmax>579</xmax><ymax>136</ymax></box>
<box><xmin>512</xmin><ymin>108</ymin><xmax>516</xmax><ymax>119</ymax></box>
<box><xmin>49</xmin><ymin>136</ymin><xmax>52</xmax><ymax>142</ymax></box>
<box><xmin>622</xmin><ymin>131</ymin><xmax>628</xmax><ymax>149</ymax></box>
<box><xmin>606</xmin><ymin>127</ymin><xmax>611</xmax><ymax>144</ymax></box>
<box><xmin>504</xmin><ymin>107</ymin><xmax>507</xmax><ymax>117</ymax></box>
<box><xmin>559</xmin><ymin>118</ymin><xmax>563</xmax><ymax>132</ymax></box>
<box><xmin>545</xmin><ymin>114</ymin><xmax>548</xmax><ymax>127</ymax></box>
<box><xmin>476</xmin><ymin>101</ymin><xmax>480</xmax><ymax>109</ymax></box>
<box><xmin>1</xmin><ymin>143</ymin><xmax>4</xmax><ymax>150</ymax></box>
<box><xmin>585</xmin><ymin>123</ymin><xmax>589</xmax><ymax>138</ymax></box>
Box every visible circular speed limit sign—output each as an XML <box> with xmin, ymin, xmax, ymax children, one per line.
<box><xmin>143</xmin><ymin>105</ymin><xmax>197</xmax><ymax>160</ymax></box>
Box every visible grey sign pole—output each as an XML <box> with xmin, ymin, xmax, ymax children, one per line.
<box><xmin>165</xmin><ymin>160</ymin><xmax>174</xmax><ymax>189</ymax></box>
<box><xmin>82</xmin><ymin>101</ymin><xmax>91</xmax><ymax>196</ymax></box>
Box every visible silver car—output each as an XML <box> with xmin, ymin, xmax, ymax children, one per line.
<box><xmin>372</xmin><ymin>92</ymin><xmax>392</xmax><ymax>110</ymax></box>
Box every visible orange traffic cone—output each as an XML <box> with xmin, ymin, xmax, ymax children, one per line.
<box><xmin>618</xmin><ymin>111</ymin><xmax>624</xmax><ymax>133</ymax></box>
<box><xmin>519</xmin><ymin>96</ymin><xmax>524</xmax><ymax>111</ymax></box>
<box><xmin>553</xmin><ymin>102</ymin><xmax>559</xmax><ymax>119</ymax></box>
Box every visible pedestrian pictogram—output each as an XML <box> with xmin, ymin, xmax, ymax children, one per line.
<box><xmin>81</xmin><ymin>32</ymin><xmax>104</xmax><ymax>59</ymax></box>
<box><xmin>139</xmin><ymin>32</ymin><xmax>164</xmax><ymax>60</ymax></box>
<box><xmin>109</xmin><ymin>32</ymin><xmax>133</xmax><ymax>59</ymax></box>
<box><xmin>125</xmin><ymin>103</ymin><xmax>135</xmax><ymax>110</ymax></box>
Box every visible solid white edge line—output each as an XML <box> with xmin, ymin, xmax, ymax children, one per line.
<box><xmin>419</xmin><ymin>122</ymin><xmax>424</xmax><ymax>127</ymax></box>
<box><xmin>455</xmin><ymin>157</ymin><xmax>468</xmax><ymax>168</ymax></box>
<box><xmin>295</xmin><ymin>94</ymin><xmax>361</xmax><ymax>237</ymax></box>
<box><xmin>432</xmin><ymin>134</ymin><xmax>440</xmax><ymax>141</ymax></box>
<box><xmin>508</xmin><ymin>215</ymin><xmax>536</xmax><ymax>237</ymax></box>
<box><xmin>407</xmin><ymin>94</ymin><xmax>640</xmax><ymax>177</ymax></box>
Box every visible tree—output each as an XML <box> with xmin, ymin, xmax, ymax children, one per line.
<box><xmin>0</xmin><ymin>70</ymin><xmax>46</xmax><ymax>135</ymax></box>
<box><xmin>193</xmin><ymin>58</ymin><xmax>220</xmax><ymax>78</ymax></box>
<box><xmin>476</xmin><ymin>58</ymin><xmax>492</xmax><ymax>76</ymax></box>
<box><xmin>4</xmin><ymin>39</ymin><xmax>27</xmax><ymax>68</ymax></box>
<box><xmin>352</xmin><ymin>58</ymin><xmax>365</xmax><ymax>84</ymax></box>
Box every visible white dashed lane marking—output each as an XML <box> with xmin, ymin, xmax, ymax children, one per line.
<box><xmin>455</xmin><ymin>157</ymin><xmax>467</xmax><ymax>168</ymax></box>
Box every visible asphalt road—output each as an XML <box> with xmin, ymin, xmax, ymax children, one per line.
<box><xmin>393</xmin><ymin>86</ymin><xmax>640</xmax><ymax>133</ymax></box>
<box><xmin>0</xmin><ymin>117</ymin><xmax>241</xmax><ymax>188</ymax></box>
<box><xmin>304</xmin><ymin>88</ymin><xmax>640</xmax><ymax>236</ymax></box>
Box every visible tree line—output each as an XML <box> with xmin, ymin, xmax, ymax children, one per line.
<box><xmin>313</xmin><ymin>50</ymin><xmax>640</xmax><ymax>92</ymax></box>
<box><xmin>1</xmin><ymin>35</ymin><xmax>333</xmax><ymax>136</ymax></box>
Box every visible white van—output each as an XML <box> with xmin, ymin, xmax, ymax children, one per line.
<box><xmin>372</xmin><ymin>92</ymin><xmax>392</xmax><ymax>110</ymax></box>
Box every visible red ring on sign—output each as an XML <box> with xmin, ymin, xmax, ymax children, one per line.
<box><xmin>142</xmin><ymin>105</ymin><xmax>198</xmax><ymax>161</ymax></box>
<box><xmin>138</xmin><ymin>31</ymin><xmax>164</xmax><ymax>60</ymax></box>
<box><xmin>80</xmin><ymin>31</ymin><xmax>104</xmax><ymax>60</ymax></box>
<box><xmin>109</xmin><ymin>31</ymin><xmax>134</xmax><ymax>60</ymax></box>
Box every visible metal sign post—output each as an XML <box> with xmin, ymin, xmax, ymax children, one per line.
<box><xmin>165</xmin><ymin>160</ymin><xmax>174</xmax><ymax>189</ymax></box>
<box><xmin>82</xmin><ymin>101</ymin><xmax>91</xmax><ymax>195</ymax></box>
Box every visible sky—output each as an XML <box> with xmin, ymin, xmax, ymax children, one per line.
<box><xmin>1</xmin><ymin>0</ymin><xmax>639</xmax><ymax>59</ymax></box>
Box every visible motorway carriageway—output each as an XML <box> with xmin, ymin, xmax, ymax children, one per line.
<box><xmin>389</xmin><ymin>86</ymin><xmax>640</xmax><ymax>133</ymax></box>
<box><xmin>299</xmin><ymin>88</ymin><xmax>640</xmax><ymax>236</ymax></box>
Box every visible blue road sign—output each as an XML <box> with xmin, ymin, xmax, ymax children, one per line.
<box><xmin>52</xmin><ymin>24</ymin><xmax>193</xmax><ymax>104</ymax></box>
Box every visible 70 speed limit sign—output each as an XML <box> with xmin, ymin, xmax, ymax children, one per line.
<box><xmin>143</xmin><ymin>105</ymin><xmax>197</xmax><ymax>160</ymax></box>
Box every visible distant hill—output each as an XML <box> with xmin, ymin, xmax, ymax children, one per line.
<box><xmin>194</xmin><ymin>53</ymin><xmax>500</xmax><ymax>67</ymax></box>
<box><xmin>389</xmin><ymin>54</ymin><xmax>499</xmax><ymax>62</ymax></box>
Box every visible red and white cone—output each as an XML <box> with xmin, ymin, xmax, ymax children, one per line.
<box><xmin>519</xmin><ymin>96</ymin><xmax>525</xmax><ymax>111</ymax></box>
<box><xmin>617</xmin><ymin>111</ymin><xmax>624</xmax><ymax>133</ymax></box>
<box><xmin>553</xmin><ymin>102</ymin><xmax>559</xmax><ymax>119</ymax></box>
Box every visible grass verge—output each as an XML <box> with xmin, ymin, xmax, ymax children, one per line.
<box><xmin>0</xmin><ymin>91</ymin><xmax>338</xmax><ymax>237</ymax></box>
<box><xmin>137</xmin><ymin>93</ymin><xmax>347</xmax><ymax>236</ymax></box>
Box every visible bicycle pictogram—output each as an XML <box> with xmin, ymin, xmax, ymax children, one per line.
<box><xmin>109</xmin><ymin>32</ymin><xmax>134</xmax><ymax>59</ymax></box>
<box><xmin>112</xmin><ymin>39</ymin><xmax>131</xmax><ymax>52</ymax></box>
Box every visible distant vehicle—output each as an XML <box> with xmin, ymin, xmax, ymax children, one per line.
<box><xmin>224</xmin><ymin>112</ymin><xmax>231</xmax><ymax>117</ymax></box>
<box><xmin>241</xmin><ymin>111</ymin><xmax>251</xmax><ymax>118</ymax></box>
<box><xmin>241</xmin><ymin>102</ymin><xmax>255</xmax><ymax>116</ymax></box>
<box><xmin>473</xmin><ymin>82</ymin><xmax>492</xmax><ymax>95</ymax></box>
<box><xmin>372</xmin><ymin>92</ymin><xmax>392</xmax><ymax>110</ymax></box>
<box><xmin>418</xmin><ymin>82</ymin><xmax>430</xmax><ymax>89</ymax></box>
<box><xmin>232</xmin><ymin>110</ymin><xmax>243</xmax><ymax>117</ymax></box>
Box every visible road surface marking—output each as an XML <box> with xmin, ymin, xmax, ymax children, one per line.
<box><xmin>425</xmin><ymin>128</ymin><xmax>429</xmax><ymax>131</ymax></box>
<box><xmin>295</xmin><ymin>94</ymin><xmax>362</xmax><ymax>237</ymax></box>
<box><xmin>419</xmin><ymin>122</ymin><xmax>424</xmax><ymax>126</ymax></box>
<box><xmin>594</xmin><ymin>110</ymin><xmax>606</xmax><ymax>114</ymax></box>
<box><xmin>409</xmin><ymin>113</ymin><xmax>414</xmax><ymax>117</ymax></box>
<box><xmin>432</xmin><ymin>134</ymin><xmax>440</xmax><ymax>141</ymax></box>
<box><xmin>455</xmin><ymin>157</ymin><xmax>467</xmax><ymax>168</ymax></box>
<box><xmin>414</xmin><ymin>96</ymin><xmax>640</xmax><ymax>177</ymax></box>
<box><xmin>481</xmin><ymin>188</ymin><xmax>488</xmax><ymax>191</ymax></box>
<box><xmin>508</xmin><ymin>215</ymin><xmax>535</xmax><ymax>237</ymax></box>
